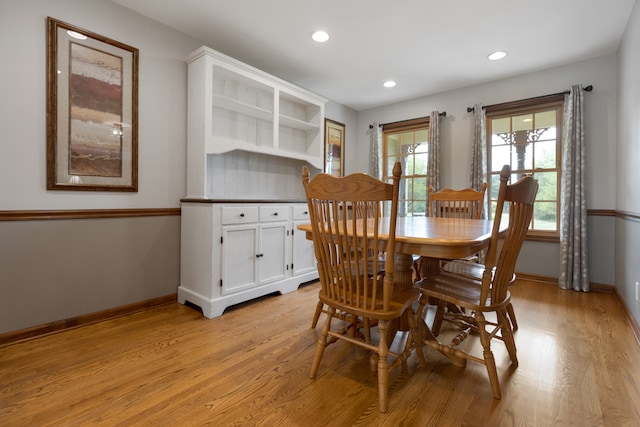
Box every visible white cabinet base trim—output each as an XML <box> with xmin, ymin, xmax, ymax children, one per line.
<box><xmin>177</xmin><ymin>271</ymin><xmax>317</xmax><ymax>318</ymax></box>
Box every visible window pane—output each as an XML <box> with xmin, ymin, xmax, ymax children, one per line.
<box><xmin>513</xmin><ymin>114</ymin><xmax>533</xmax><ymax>131</ymax></box>
<box><xmin>533</xmin><ymin>171</ymin><xmax>557</xmax><ymax>202</ymax></box>
<box><xmin>413</xmin><ymin>177</ymin><xmax>427</xmax><ymax>204</ymax></box>
<box><xmin>492</xmin><ymin>145</ymin><xmax>511</xmax><ymax>172</ymax></box>
<box><xmin>414</xmin><ymin>130</ymin><xmax>428</xmax><ymax>152</ymax></box>
<box><xmin>492</xmin><ymin>117</ymin><xmax>511</xmax><ymax>134</ymax></box>
<box><xmin>406</xmin><ymin>200</ymin><xmax>414</xmax><ymax>216</ymax></box>
<box><xmin>511</xmin><ymin>141</ymin><xmax>533</xmax><ymax>171</ymax></box>
<box><xmin>537</xmin><ymin>126</ymin><xmax>556</xmax><ymax>141</ymax></box>
<box><xmin>414</xmin><ymin>152</ymin><xmax>428</xmax><ymax>175</ymax></box>
<box><xmin>404</xmin><ymin>178</ymin><xmax>414</xmax><ymax>201</ymax></box>
<box><xmin>400</xmin><ymin>132</ymin><xmax>415</xmax><ymax>150</ymax></box>
<box><xmin>405</xmin><ymin>156</ymin><xmax>415</xmax><ymax>175</ymax></box>
<box><xmin>535</xmin><ymin>140</ymin><xmax>556</xmax><ymax>169</ymax></box>
<box><xmin>387</xmin><ymin>135</ymin><xmax>400</xmax><ymax>155</ymax></box>
<box><xmin>535</xmin><ymin>110</ymin><xmax>556</xmax><ymax>128</ymax></box>
<box><xmin>491</xmin><ymin>133</ymin><xmax>509</xmax><ymax>147</ymax></box>
<box><xmin>413</xmin><ymin>199</ymin><xmax>426</xmax><ymax>216</ymax></box>
<box><xmin>533</xmin><ymin>201</ymin><xmax>557</xmax><ymax>230</ymax></box>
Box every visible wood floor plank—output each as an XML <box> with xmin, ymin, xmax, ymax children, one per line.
<box><xmin>1</xmin><ymin>281</ymin><xmax>640</xmax><ymax>426</ymax></box>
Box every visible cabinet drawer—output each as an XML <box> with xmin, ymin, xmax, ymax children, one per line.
<box><xmin>259</xmin><ymin>206</ymin><xmax>290</xmax><ymax>222</ymax></box>
<box><xmin>221</xmin><ymin>206</ymin><xmax>258</xmax><ymax>224</ymax></box>
<box><xmin>292</xmin><ymin>205</ymin><xmax>311</xmax><ymax>221</ymax></box>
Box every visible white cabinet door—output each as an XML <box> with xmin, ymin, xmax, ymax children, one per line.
<box><xmin>293</xmin><ymin>221</ymin><xmax>316</xmax><ymax>276</ymax></box>
<box><xmin>221</xmin><ymin>225</ymin><xmax>258</xmax><ymax>294</ymax></box>
<box><xmin>258</xmin><ymin>222</ymin><xmax>289</xmax><ymax>284</ymax></box>
<box><xmin>292</xmin><ymin>205</ymin><xmax>316</xmax><ymax>276</ymax></box>
<box><xmin>221</xmin><ymin>221</ymin><xmax>289</xmax><ymax>294</ymax></box>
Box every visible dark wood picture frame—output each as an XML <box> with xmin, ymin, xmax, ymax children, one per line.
<box><xmin>46</xmin><ymin>17</ymin><xmax>139</xmax><ymax>191</ymax></box>
<box><xmin>324</xmin><ymin>118</ymin><xmax>345</xmax><ymax>176</ymax></box>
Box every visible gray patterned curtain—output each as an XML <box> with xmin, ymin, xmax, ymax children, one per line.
<box><xmin>559</xmin><ymin>85</ymin><xmax>589</xmax><ymax>292</ymax></box>
<box><xmin>427</xmin><ymin>111</ymin><xmax>441</xmax><ymax>193</ymax></box>
<box><xmin>369</xmin><ymin>122</ymin><xmax>382</xmax><ymax>179</ymax></box>
<box><xmin>470</xmin><ymin>104</ymin><xmax>487</xmax><ymax>219</ymax></box>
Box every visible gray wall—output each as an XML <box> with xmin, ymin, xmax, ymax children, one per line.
<box><xmin>0</xmin><ymin>0</ymin><xmax>200</xmax><ymax>210</ymax></box>
<box><xmin>617</xmin><ymin>0</ymin><xmax>640</xmax><ymax>325</ymax></box>
<box><xmin>0</xmin><ymin>216</ymin><xmax>180</xmax><ymax>334</ymax></box>
<box><xmin>0</xmin><ymin>1</ymin><xmax>201</xmax><ymax>333</ymax></box>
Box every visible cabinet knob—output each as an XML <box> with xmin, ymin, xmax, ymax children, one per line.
<box><xmin>240</xmin><ymin>213</ymin><xmax>245</xmax><ymax>217</ymax></box>
<box><xmin>304</xmin><ymin>211</ymin><xmax>308</xmax><ymax>215</ymax></box>
<box><xmin>273</xmin><ymin>212</ymin><xmax>278</xmax><ymax>216</ymax></box>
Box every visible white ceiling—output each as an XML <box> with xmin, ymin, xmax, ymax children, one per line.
<box><xmin>113</xmin><ymin>0</ymin><xmax>636</xmax><ymax>111</ymax></box>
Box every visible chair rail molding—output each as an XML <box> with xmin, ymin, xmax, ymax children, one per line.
<box><xmin>0</xmin><ymin>208</ymin><xmax>181</xmax><ymax>221</ymax></box>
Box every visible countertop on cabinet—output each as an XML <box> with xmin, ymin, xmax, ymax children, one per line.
<box><xmin>181</xmin><ymin>199</ymin><xmax>307</xmax><ymax>204</ymax></box>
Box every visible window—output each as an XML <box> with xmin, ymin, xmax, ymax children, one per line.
<box><xmin>486</xmin><ymin>95</ymin><xmax>564</xmax><ymax>240</ymax></box>
<box><xmin>382</xmin><ymin>117</ymin><xmax>429</xmax><ymax>217</ymax></box>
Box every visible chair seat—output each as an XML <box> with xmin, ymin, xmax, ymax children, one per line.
<box><xmin>441</xmin><ymin>259</ymin><xmax>486</xmax><ymax>279</ymax></box>
<box><xmin>442</xmin><ymin>259</ymin><xmax>516</xmax><ymax>285</ymax></box>
<box><xmin>319</xmin><ymin>281</ymin><xmax>420</xmax><ymax>321</ymax></box>
<box><xmin>417</xmin><ymin>272</ymin><xmax>511</xmax><ymax>312</ymax></box>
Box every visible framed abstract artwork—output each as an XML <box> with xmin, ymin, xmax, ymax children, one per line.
<box><xmin>324</xmin><ymin>118</ymin><xmax>345</xmax><ymax>176</ymax></box>
<box><xmin>46</xmin><ymin>17</ymin><xmax>139</xmax><ymax>191</ymax></box>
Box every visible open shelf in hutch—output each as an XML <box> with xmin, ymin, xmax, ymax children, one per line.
<box><xmin>186</xmin><ymin>46</ymin><xmax>326</xmax><ymax>199</ymax></box>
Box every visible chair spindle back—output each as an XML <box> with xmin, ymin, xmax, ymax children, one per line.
<box><xmin>302</xmin><ymin>163</ymin><xmax>402</xmax><ymax>314</ymax></box>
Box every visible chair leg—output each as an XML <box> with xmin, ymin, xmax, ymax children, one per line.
<box><xmin>363</xmin><ymin>317</ymin><xmax>372</xmax><ymax>343</ymax></box>
<box><xmin>431</xmin><ymin>299</ymin><xmax>447</xmax><ymax>336</ymax></box>
<box><xmin>499</xmin><ymin>309</ymin><xmax>518</xmax><ymax>366</ymax></box>
<box><xmin>412</xmin><ymin>258</ymin><xmax>422</xmax><ymax>282</ymax></box>
<box><xmin>311</xmin><ymin>300</ymin><xmax>324</xmax><ymax>328</ymax></box>
<box><xmin>310</xmin><ymin>307</ymin><xmax>335</xmax><ymax>379</ymax></box>
<box><xmin>376</xmin><ymin>319</ymin><xmax>390</xmax><ymax>413</ymax></box>
<box><xmin>407</xmin><ymin>308</ymin><xmax>426</xmax><ymax>367</ymax></box>
<box><xmin>346</xmin><ymin>313</ymin><xmax>358</xmax><ymax>338</ymax></box>
<box><xmin>506</xmin><ymin>302</ymin><xmax>518</xmax><ymax>331</ymax></box>
<box><xmin>476</xmin><ymin>312</ymin><xmax>501</xmax><ymax>399</ymax></box>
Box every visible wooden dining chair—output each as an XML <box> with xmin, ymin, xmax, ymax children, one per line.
<box><xmin>302</xmin><ymin>162</ymin><xmax>425</xmax><ymax>413</ymax></box>
<box><xmin>414</xmin><ymin>183</ymin><xmax>487</xmax><ymax>334</ymax></box>
<box><xmin>415</xmin><ymin>164</ymin><xmax>538</xmax><ymax>399</ymax></box>
<box><xmin>310</xmin><ymin>199</ymin><xmax>386</xmax><ymax>329</ymax></box>
<box><xmin>429</xmin><ymin>183</ymin><xmax>487</xmax><ymax>219</ymax></box>
<box><xmin>415</xmin><ymin>184</ymin><xmax>487</xmax><ymax>278</ymax></box>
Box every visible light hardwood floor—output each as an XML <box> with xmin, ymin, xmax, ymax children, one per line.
<box><xmin>2</xmin><ymin>280</ymin><xmax>640</xmax><ymax>426</ymax></box>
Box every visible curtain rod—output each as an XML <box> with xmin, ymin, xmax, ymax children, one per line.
<box><xmin>369</xmin><ymin>111</ymin><xmax>447</xmax><ymax>129</ymax></box>
<box><xmin>466</xmin><ymin>85</ymin><xmax>593</xmax><ymax>113</ymax></box>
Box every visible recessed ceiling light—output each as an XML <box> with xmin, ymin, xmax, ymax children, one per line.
<box><xmin>383</xmin><ymin>80</ymin><xmax>397</xmax><ymax>88</ymax></box>
<box><xmin>311</xmin><ymin>31</ymin><xmax>329</xmax><ymax>43</ymax></box>
<box><xmin>488</xmin><ymin>51</ymin><xmax>507</xmax><ymax>61</ymax></box>
<box><xmin>67</xmin><ymin>30</ymin><xmax>87</xmax><ymax>40</ymax></box>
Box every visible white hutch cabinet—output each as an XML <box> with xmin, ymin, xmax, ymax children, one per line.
<box><xmin>184</xmin><ymin>46</ymin><xmax>325</xmax><ymax>199</ymax></box>
<box><xmin>179</xmin><ymin>46</ymin><xmax>325</xmax><ymax>318</ymax></box>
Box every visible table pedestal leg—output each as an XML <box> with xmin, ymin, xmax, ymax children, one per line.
<box><xmin>389</xmin><ymin>253</ymin><xmax>418</xmax><ymax>338</ymax></box>
<box><xmin>394</xmin><ymin>253</ymin><xmax>414</xmax><ymax>288</ymax></box>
